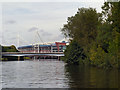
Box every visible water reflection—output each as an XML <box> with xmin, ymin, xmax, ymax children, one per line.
<box><xmin>65</xmin><ymin>64</ymin><xmax>119</xmax><ymax>88</ymax></box>
<box><xmin>1</xmin><ymin>60</ymin><xmax>119</xmax><ymax>88</ymax></box>
<box><xmin>2</xmin><ymin>60</ymin><xmax>69</xmax><ymax>88</ymax></box>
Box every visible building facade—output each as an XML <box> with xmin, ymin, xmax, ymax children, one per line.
<box><xmin>18</xmin><ymin>41</ymin><xmax>67</xmax><ymax>53</ymax></box>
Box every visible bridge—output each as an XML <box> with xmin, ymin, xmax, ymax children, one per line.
<box><xmin>2</xmin><ymin>52</ymin><xmax>64</xmax><ymax>60</ymax></box>
<box><xmin>2</xmin><ymin>30</ymin><xmax>68</xmax><ymax>61</ymax></box>
<box><xmin>2</xmin><ymin>52</ymin><xmax>64</xmax><ymax>57</ymax></box>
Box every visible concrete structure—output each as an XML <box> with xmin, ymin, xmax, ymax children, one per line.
<box><xmin>2</xmin><ymin>52</ymin><xmax>64</xmax><ymax>61</ymax></box>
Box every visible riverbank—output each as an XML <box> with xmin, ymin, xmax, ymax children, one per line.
<box><xmin>1</xmin><ymin>45</ymin><xmax>19</xmax><ymax>61</ymax></box>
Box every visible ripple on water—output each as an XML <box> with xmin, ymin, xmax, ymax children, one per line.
<box><xmin>2</xmin><ymin>60</ymin><xmax>118</xmax><ymax>88</ymax></box>
<box><xmin>2</xmin><ymin>60</ymin><xmax>69</xmax><ymax>88</ymax></box>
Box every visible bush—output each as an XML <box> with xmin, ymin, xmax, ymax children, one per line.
<box><xmin>63</xmin><ymin>40</ymin><xmax>86</xmax><ymax>65</ymax></box>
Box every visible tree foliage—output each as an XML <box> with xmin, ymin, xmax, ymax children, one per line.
<box><xmin>2</xmin><ymin>45</ymin><xmax>19</xmax><ymax>52</ymax></box>
<box><xmin>63</xmin><ymin>40</ymin><xmax>86</xmax><ymax>65</ymax></box>
<box><xmin>61</xmin><ymin>8</ymin><xmax>100</xmax><ymax>47</ymax></box>
<box><xmin>61</xmin><ymin>2</ymin><xmax>120</xmax><ymax>69</ymax></box>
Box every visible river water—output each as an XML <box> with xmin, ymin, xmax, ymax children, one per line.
<box><xmin>1</xmin><ymin>59</ymin><xmax>119</xmax><ymax>88</ymax></box>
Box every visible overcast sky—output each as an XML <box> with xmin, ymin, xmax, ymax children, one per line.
<box><xmin>0</xmin><ymin>0</ymin><xmax>104</xmax><ymax>47</ymax></box>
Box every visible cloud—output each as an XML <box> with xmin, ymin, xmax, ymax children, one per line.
<box><xmin>9</xmin><ymin>37</ymin><xmax>16</xmax><ymax>40</ymax></box>
<box><xmin>4</xmin><ymin>29</ymin><xmax>17</xmax><ymax>34</ymax></box>
<box><xmin>6</xmin><ymin>20</ymin><xmax>16</xmax><ymax>24</ymax></box>
<box><xmin>56</xmin><ymin>34</ymin><xmax>64</xmax><ymax>40</ymax></box>
<box><xmin>28</xmin><ymin>27</ymin><xmax>46</xmax><ymax>33</ymax></box>
<box><xmin>51</xmin><ymin>34</ymin><xmax>64</xmax><ymax>42</ymax></box>
<box><xmin>14</xmin><ymin>8</ymin><xmax>34</xmax><ymax>14</ymax></box>
<box><xmin>37</xmin><ymin>29</ymin><xmax>53</xmax><ymax>37</ymax></box>
<box><xmin>38</xmin><ymin>29</ymin><xmax>53</xmax><ymax>37</ymax></box>
<box><xmin>41</xmin><ymin>31</ymin><xmax>52</xmax><ymax>36</ymax></box>
<box><xmin>0</xmin><ymin>0</ymin><xmax>104</xmax><ymax>3</ymax></box>
<box><xmin>2</xmin><ymin>2</ymin><xmax>104</xmax><ymax>46</ymax></box>
<box><xmin>28</xmin><ymin>27</ymin><xmax>52</xmax><ymax>36</ymax></box>
<box><xmin>28</xmin><ymin>27</ymin><xmax>39</xmax><ymax>32</ymax></box>
<box><xmin>39</xmin><ymin>29</ymin><xmax>44</xmax><ymax>33</ymax></box>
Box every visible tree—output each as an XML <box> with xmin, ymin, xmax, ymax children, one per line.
<box><xmin>61</xmin><ymin>3</ymin><xmax>120</xmax><ymax>68</ymax></box>
<box><xmin>102</xmin><ymin>2</ymin><xmax>120</xmax><ymax>68</ymax></box>
<box><xmin>63</xmin><ymin>40</ymin><xmax>86</xmax><ymax>65</ymax></box>
<box><xmin>61</xmin><ymin>8</ymin><xmax>101</xmax><ymax>54</ymax></box>
<box><xmin>2</xmin><ymin>45</ymin><xmax>19</xmax><ymax>52</ymax></box>
<box><xmin>61</xmin><ymin>8</ymin><xmax>101</xmax><ymax>63</ymax></box>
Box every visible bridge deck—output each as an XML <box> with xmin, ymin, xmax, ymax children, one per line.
<box><xmin>2</xmin><ymin>52</ymin><xmax>64</xmax><ymax>57</ymax></box>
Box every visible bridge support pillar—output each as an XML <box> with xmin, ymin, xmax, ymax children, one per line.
<box><xmin>44</xmin><ymin>56</ymin><xmax>45</xmax><ymax>59</ymax></box>
<box><xmin>18</xmin><ymin>56</ymin><xmax>20</xmax><ymax>61</ymax></box>
<box><xmin>58</xmin><ymin>56</ymin><xmax>60</xmax><ymax>60</ymax></box>
<box><xmin>34</xmin><ymin>56</ymin><xmax>35</xmax><ymax>60</ymax></box>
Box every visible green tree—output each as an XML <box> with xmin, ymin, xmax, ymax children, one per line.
<box><xmin>63</xmin><ymin>40</ymin><xmax>86</xmax><ymax>65</ymax></box>
<box><xmin>102</xmin><ymin>2</ymin><xmax>120</xmax><ymax>68</ymax></box>
<box><xmin>61</xmin><ymin>8</ymin><xmax>101</xmax><ymax>64</ymax></box>
<box><xmin>61</xmin><ymin>8</ymin><xmax>101</xmax><ymax>56</ymax></box>
<box><xmin>2</xmin><ymin>45</ymin><xmax>19</xmax><ymax>52</ymax></box>
<box><xmin>61</xmin><ymin>8</ymin><xmax>100</xmax><ymax>44</ymax></box>
<box><xmin>61</xmin><ymin>2</ymin><xmax>120</xmax><ymax>69</ymax></box>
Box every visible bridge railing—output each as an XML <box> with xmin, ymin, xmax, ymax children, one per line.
<box><xmin>2</xmin><ymin>52</ymin><xmax>63</xmax><ymax>54</ymax></box>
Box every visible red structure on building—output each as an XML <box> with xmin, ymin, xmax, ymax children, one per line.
<box><xmin>55</xmin><ymin>42</ymin><xmax>66</xmax><ymax>52</ymax></box>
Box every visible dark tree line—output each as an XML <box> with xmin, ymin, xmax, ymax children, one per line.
<box><xmin>2</xmin><ymin>45</ymin><xmax>18</xmax><ymax>52</ymax></box>
<box><xmin>61</xmin><ymin>2</ymin><xmax>120</xmax><ymax>69</ymax></box>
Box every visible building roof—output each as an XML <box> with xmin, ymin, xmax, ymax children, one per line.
<box><xmin>18</xmin><ymin>41</ymin><xmax>67</xmax><ymax>49</ymax></box>
<box><xmin>18</xmin><ymin>44</ymin><xmax>51</xmax><ymax>49</ymax></box>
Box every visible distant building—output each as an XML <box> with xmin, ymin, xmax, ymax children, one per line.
<box><xmin>18</xmin><ymin>41</ymin><xmax>67</xmax><ymax>53</ymax></box>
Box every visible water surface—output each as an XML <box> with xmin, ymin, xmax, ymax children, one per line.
<box><xmin>2</xmin><ymin>60</ymin><xmax>69</xmax><ymax>88</ymax></box>
<box><xmin>1</xmin><ymin>59</ymin><xmax>119</xmax><ymax>88</ymax></box>
<box><xmin>65</xmin><ymin>65</ymin><xmax>119</xmax><ymax>88</ymax></box>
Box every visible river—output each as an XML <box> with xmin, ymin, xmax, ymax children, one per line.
<box><xmin>1</xmin><ymin>59</ymin><xmax>119</xmax><ymax>88</ymax></box>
